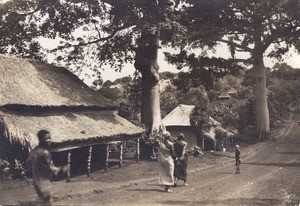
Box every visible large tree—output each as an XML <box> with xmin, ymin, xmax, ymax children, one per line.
<box><xmin>0</xmin><ymin>0</ymin><xmax>186</xmax><ymax>133</ymax></box>
<box><xmin>172</xmin><ymin>0</ymin><xmax>300</xmax><ymax>139</ymax></box>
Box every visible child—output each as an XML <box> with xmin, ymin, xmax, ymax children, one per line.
<box><xmin>235</xmin><ymin>145</ymin><xmax>241</xmax><ymax>174</ymax></box>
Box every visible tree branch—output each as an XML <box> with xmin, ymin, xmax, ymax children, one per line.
<box><xmin>231</xmin><ymin>58</ymin><xmax>253</xmax><ymax>64</ymax></box>
<box><xmin>52</xmin><ymin>24</ymin><xmax>136</xmax><ymax>51</ymax></box>
<box><xmin>262</xmin><ymin>24</ymin><xmax>299</xmax><ymax>52</ymax></box>
<box><xmin>218</xmin><ymin>39</ymin><xmax>253</xmax><ymax>53</ymax></box>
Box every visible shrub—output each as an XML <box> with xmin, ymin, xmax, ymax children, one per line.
<box><xmin>0</xmin><ymin>159</ymin><xmax>27</xmax><ymax>180</ymax></box>
<box><xmin>0</xmin><ymin>159</ymin><xmax>11</xmax><ymax>180</ymax></box>
<box><xmin>187</xmin><ymin>145</ymin><xmax>204</xmax><ymax>157</ymax></box>
<box><xmin>11</xmin><ymin>159</ymin><xmax>27</xmax><ymax>180</ymax></box>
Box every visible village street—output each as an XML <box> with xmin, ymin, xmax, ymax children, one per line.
<box><xmin>0</xmin><ymin>114</ymin><xmax>298</xmax><ymax>206</ymax></box>
<box><xmin>55</xmin><ymin>114</ymin><xmax>300</xmax><ymax>206</ymax></box>
<box><xmin>56</xmin><ymin>114</ymin><xmax>300</xmax><ymax>205</ymax></box>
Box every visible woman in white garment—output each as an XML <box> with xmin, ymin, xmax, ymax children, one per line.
<box><xmin>157</xmin><ymin>131</ymin><xmax>175</xmax><ymax>192</ymax></box>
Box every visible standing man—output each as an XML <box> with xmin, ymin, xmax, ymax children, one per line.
<box><xmin>174</xmin><ymin>133</ymin><xmax>189</xmax><ymax>186</ymax></box>
<box><xmin>27</xmin><ymin>129</ymin><xmax>68</xmax><ymax>205</ymax></box>
<box><xmin>235</xmin><ymin>144</ymin><xmax>241</xmax><ymax>174</ymax></box>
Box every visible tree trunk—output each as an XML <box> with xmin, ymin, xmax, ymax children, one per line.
<box><xmin>134</xmin><ymin>30</ymin><xmax>164</xmax><ymax>133</ymax></box>
<box><xmin>141</xmin><ymin>76</ymin><xmax>163</xmax><ymax>132</ymax></box>
<box><xmin>253</xmin><ymin>55</ymin><xmax>270</xmax><ymax>139</ymax></box>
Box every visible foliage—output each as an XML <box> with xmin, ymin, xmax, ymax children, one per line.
<box><xmin>0</xmin><ymin>0</ymin><xmax>187</xmax><ymax>73</ymax></box>
<box><xmin>187</xmin><ymin>145</ymin><xmax>203</xmax><ymax>157</ymax></box>
<box><xmin>183</xmin><ymin>0</ymin><xmax>300</xmax><ymax>60</ymax></box>
<box><xmin>167</xmin><ymin>54</ymin><xmax>243</xmax><ymax>91</ymax></box>
<box><xmin>214</xmin><ymin>126</ymin><xmax>233</xmax><ymax>151</ymax></box>
<box><xmin>268</xmin><ymin>79</ymin><xmax>300</xmax><ymax>126</ymax></box>
<box><xmin>210</xmin><ymin>99</ymin><xmax>242</xmax><ymax>130</ymax></box>
<box><xmin>141</xmin><ymin>130</ymin><xmax>161</xmax><ymax>147</ymax></box>
<box><xmin>0</xmin><ymin>0</ymin><xmax>190</xmax><ymax>134</ymax></box>
<box><xmin>189</xmin><ymin>89</ymin><xmax>211</xmax><ymax>141</ymax></box>
<box><xmin>160</xmin><ymin>84</ymin><xmax>179</xmax><ymax>117</ymax></box>
<box><xmin>118</xmin><ymin>75</ymin><xmax>142</xmax><ymax>125</ymax></box>
<box><xmin>169</xmin><ymin>0</ymin><xmax>300</xmax><ymax>138</ymax></box>
<box><xmin>97</xmin><ymin>87</ymin><xmax>122</xmax><ymax>103</ymax></box>
<box><xmin>161</xmin><ymin>84</ymin><xmax>210</xmax><ymax>117</ymax></box>
<box><xmin>271</xmin><ymin>63</ymin><xmax>300</xmax><ymax>80</ymax></box>
<box><xmin>0</xmin><ymin>159</ymin><xmax>10</xmax><ymax>180</ymax></box>
<box><xmin>237</xmin><ymin>98</ymin><xmax>256</xmax><ymax>137</ymax></box>
<box><xmin>11</xmin><ymin>159</ymin><xmax>27</xmax><ymax>179</ymax></box>
<box><xmin>0</xmin><ymin>158</ymin><xmax>27</xmax><ymax>180</ymax></box>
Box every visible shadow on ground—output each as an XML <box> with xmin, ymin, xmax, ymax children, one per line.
<box><xmin>279</xmin><ymin>152</ymin><xmax>300</xmax><ymax>155</ymax></box>
<box><xmin>243</xmin><ymin>162</ymin><xmax>300</xmax><ymax>168</ymax></box>
<box><xmin>127</xmin><ymin>188</ymin><xmax>164</xmax><ymax>192</ymax></box>
<box><xmin>157</xmin><ymin>198</ymin><xmax>283</xmax><ymax>206</ymax></box>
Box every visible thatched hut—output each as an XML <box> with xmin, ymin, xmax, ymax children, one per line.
<box><xmin>162</xmin><ymin>104</ymin><xmax>197</xmax><ymax>148</ymax></box>
<box><xmin>0</xmin><ymin>55</ymin><xmax>143</xmax><ymax>178</ymax></box>
<box><xmin>162</xmin><ymin>104</ymin><xmax>230</xmax><ymax>151</ymax></box>
<box><xmin>218</xmin><ymin>92</ymin><xmax>231</xmax><ymax>100</ymax></box>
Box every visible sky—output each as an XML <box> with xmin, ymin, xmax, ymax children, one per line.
<box><xmin>36</xmin><ymin>26</ymin><xmax>300</xmax><ymax>86</ymax></box>
<box><xmin>84</xmin><ymin>44</ymin><xmax>300</xmax><ymax>85</ymax></box>
<box><xmin>39</xmin><ymin>37</ymin><xmax>300</xmax><ymax>86</ymax></box>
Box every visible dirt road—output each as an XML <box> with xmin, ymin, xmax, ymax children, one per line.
<box><xmin>58</xmin><ymin>114</ymin><xmax>300</xmax><ymax>206</ymax></box>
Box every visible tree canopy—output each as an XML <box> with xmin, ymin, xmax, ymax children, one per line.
<box><xmin>167</xmin><ymin>0</ymin><xmax>300</xmax><ymax>139</ymax></box>
<box><xmin>0</xmin><ymin>0</ymin><xmax>188</xmax><ymax>133</ymax></box>
<box><xmin>0</xmin><ymin>0</ymin><xmax>186</xmax><ymax>71</ymax></box>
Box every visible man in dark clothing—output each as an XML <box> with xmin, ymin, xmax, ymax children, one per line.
<box><xmin>235</xmin><ymin>144</ymin><xmax>241</xmax><ymax>174</ymax></box>
<box><xmin>174</xmin><ymin>133</ymin><xmax>189</xmax><ymax>186</ymax></box>
<box><xmin>27</xmin><ymin>130</ymin><xmax>68</xmax><ymax>205</ymax></box>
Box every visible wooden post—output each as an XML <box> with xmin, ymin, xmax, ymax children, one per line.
<box><xmin>67</xmin><ymin>151</ymin><xmax>71</xmax><ymax>182</ymax></box>
<box><xmin>87</xmin><ymin>146</ymin><xmax>93</xmax><ymax>177</ymax></box>
<box><xmin>119</xmin><ymin>143</ymin><xmax>123</xmax><ymax>168</ymax></box>
<box><xmin>105</xmin><ymin>144</ymin><xmax>109</xmax><ymax>172</ymax></box>
<box><xmin>136</xmin><ymin>138</ymin><xmax>140</xmax><ymax>163</ymax></box>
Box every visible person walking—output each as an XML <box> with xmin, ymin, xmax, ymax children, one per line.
<box><xmin>27</xmin><ymin>129</ymin><xmax>68</xmax><ymax>205</ymax></box>
<box><xmin>235</xmin><ymin>144</ymin><xmax>241</xmax><ymax>174</ymax></box>
<box><xmin>157</xmin><ymin>131</ymin><xmax>175</xmax><ymax>192</ymax></box>
<box><xmin>174</xmin><ymin>133</ymin><xmax>189</xmax><ymax>186</ymax></box>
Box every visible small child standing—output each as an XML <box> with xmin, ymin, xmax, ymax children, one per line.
<box><xmin>235</xmin><ymin>145</ymin><xmax>241</xmax><ymax>174</ymax></box>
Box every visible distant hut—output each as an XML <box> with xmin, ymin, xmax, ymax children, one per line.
<box><xmin>0</xmin><ymin>55</ymin><xmax>143</xmax><ymax>178</ymax></box>
<box><xmin>227</xmin><ymin>88</ymin><xmax>237</xmax><ymax>96</ymax></box>
<box><xmin>162</xmin><ymin>104</ymin><xmax>197</xmax><ymax>148</ymax></box>
<box><xmin>162</xmin><ymin>104</ymin><xmax>229</xmax><ymax>151</ymax></box>
<box><xmin>218</xmin><ymin>92</ymin><xmax>231</xmax><ymax>100</ymax></box>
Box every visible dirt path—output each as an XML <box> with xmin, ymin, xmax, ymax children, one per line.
<box><xmin>57</xmin><ymin>114</ymin><xmax>300</xmax><ymax>206</ymax></box>
<box><xmin>0</xmin><ymin>114</ymin><xmax>296</xmax><ymax>206</ymax></box>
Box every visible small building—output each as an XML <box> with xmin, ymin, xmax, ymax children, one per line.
<box><xmin>218</xmin><ymin>92</ymin><xmax>231</xmax><ymax>100</ymax></box>
<box><xmin>162</xmin><ymin>104</ymin><xmax>197</xmax><ymax>148</ymax></box>
<box><xmin>0</xmin><ymin>55</ymin><xmax>143</xmax><ymax>179</ymax></box>
<box><xmin>162</xmin><ymin>104</ymin><xmax>228</xmax><ymax>151</ymax></box>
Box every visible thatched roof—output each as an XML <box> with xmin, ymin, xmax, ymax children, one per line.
<box><xmin>0</xmin><ymin>55</ymin><xmax>111</xmax><ymax>107</ymax></box>
<box><xmin>0</xmin><ymin>55</ymin><xmax>143</xmax><ymax>151</ymax></box>
<box><xmin>0</xmin><ymin>110</ymin><xmax>143</xmax><ymax>151</ymax></box>
<box><xmin>227</xmin><ymin>88</ymin><xmax>237</xmax><ymax>95</ymax></box>
<box><xmin>218</xmin><ymin>92</ymin><xmax>231</xmax><ymax>99</ymax></box>
<box><xmin>162</xmin><ymin>104</ymin><xmax>195</xmax><ymax>127</ymax></box>
<box><xmin>162</xmin><ymin>104</ymin><xmax>221</xmax><ymax>127</ymax></box>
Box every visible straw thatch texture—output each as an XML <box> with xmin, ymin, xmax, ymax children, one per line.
<box><xmin>0</xmin><ymin>110</ymin><xmax>143</xmax><ymax>150</ymax></box>
<box><xmin>162</xmin><ymin>104</ymin><xmax>221</xmax><ymax>127</ymax></box>
<box><xmin>162</xmin><ymin>104</ymin><xmax>195</xmax><ymax>127</ymax></box>
<box><xmin>0</xmin><ymin>55</ymin><xmax>110</xmax><ymax>107</ymax></box>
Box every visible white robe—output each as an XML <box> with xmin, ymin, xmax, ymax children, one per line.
<box><xmin>158</xmin><ymin>142</ymin><xmax>174</xmax><ymax>186</ymax></box>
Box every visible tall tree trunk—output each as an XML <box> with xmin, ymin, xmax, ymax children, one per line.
<box><xmin>253</xmin><ymin>54</ymin><xmax>270</xmax><ymax>139</ymax></box>
<box><xmin>134</xmin><ymin>30</ymin><xmax>164</xmax><ymax>133</ymax></box>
